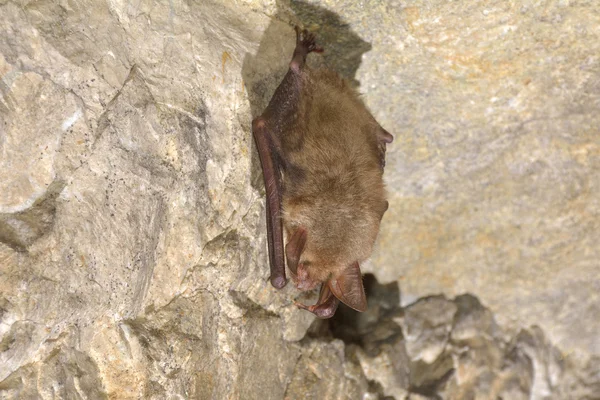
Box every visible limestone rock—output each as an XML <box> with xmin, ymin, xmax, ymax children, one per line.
<box><xmin>359</xmin><ymin>0</ymin><xmax>600</xmax><ymax>362</ymax></box>
<box><xmin>1</xmin><ymin>0</ymin><xmax>598</xmax><ymax>398</ymax></box>
<box><xmin>334</xmin><ymin>280</ymin><xmax>595</xmax><ymax>399</ymax></box>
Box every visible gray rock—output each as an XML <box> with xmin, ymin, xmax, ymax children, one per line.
<box><xmin>1</xmin><ymin>0</ymin><xmax>598</xmax><ymax>398</ymax></box>
<box><xmin>345</xmin><ymin>283</ymin><xmax>593</xmax><ymax>399</ymax></box>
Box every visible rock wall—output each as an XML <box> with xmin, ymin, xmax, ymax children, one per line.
<box><xmin>0</xmin><ymin>0</ymin><xmax>598</xmax><ymax>398</ymax></box>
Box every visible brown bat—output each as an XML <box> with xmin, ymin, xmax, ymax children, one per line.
<box><xmin>252</xmin><ymin>27</ymin><xmax>392</xmax><ymax>319</ymax></box>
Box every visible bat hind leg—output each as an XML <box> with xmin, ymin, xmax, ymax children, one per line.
<box><xmin>290</xmin><ymin>26</ymin><xmax>323</xmax><ymax>73</ymax></box>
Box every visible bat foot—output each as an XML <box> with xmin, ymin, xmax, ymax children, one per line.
<box><xmin>294</xmin><ymin>26</ymin><xmax>324</xmax><ymax>54</ymax></box>
<box><xmin>271</xmin><ymin>274</ymin><xmax>287</xmax><ymax>289</ymax></box>
<box><xmin>290</xmin><ymin>26</ymin><xmax>323</xmax><ymax>73</ymax></box>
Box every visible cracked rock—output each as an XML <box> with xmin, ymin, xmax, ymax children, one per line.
<box><xmin>1</xmin><ymin>0</ymin><xmax>599</xmax><ymax>398</ymax></box>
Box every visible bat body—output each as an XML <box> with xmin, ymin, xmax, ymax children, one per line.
<box><xmin>252</xmin><ymin>28</ymin><xmax>392</xmax><ymax>318</ymax></box>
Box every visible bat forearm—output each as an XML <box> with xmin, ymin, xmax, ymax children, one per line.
<box><xmin>252</xmin><ymin>117</ymin><xmax>286</xmax><ymax>289</ymax></box>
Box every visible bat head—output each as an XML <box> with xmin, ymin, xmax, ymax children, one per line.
<box><xmin>283</xmin><ymin>191</ymin><xmax>382</xmax><ymax>315</ymax></box>
<box><xmin>293</xmin><ymin>261</ymin><xmax>367</xmax><ymax>312</ymax></box>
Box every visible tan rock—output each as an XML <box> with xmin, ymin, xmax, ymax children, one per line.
<box><xmin>1</xmin><ymin>0</ymin><xmax>598</xmax><ymax>398</ymax></box>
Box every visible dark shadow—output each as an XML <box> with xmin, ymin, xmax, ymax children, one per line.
<box><xmin>304</xmin><ymin>274</ymin><xmax>402</xmax><ymax>347</ymax></box>
<box><xmin>0</xmin><ymin>180</ymin><xmax>66</xmax><ymax>251</ymax></box>
<box><xmin>241</xmin><ymin>0</ymin><xmax>372</xmax><ymax>191</ymax></box>
<box><xmin>305</xmin><ymin>274</ymin><xmax>455</xmax><ymax>397</ymax></box>
<box><xmin>304</xmin><ymin>273</ymin><xmax>410</xmax><ymax>399</ymax></box>
<box><xmin>328</xmin><ymin>273</ymin><xmax>401</xmax><ymax>345</ymax></box>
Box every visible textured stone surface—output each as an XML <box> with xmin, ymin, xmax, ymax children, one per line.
<box><xmin>328</xmin><ymin>279</ymin><xmax>600</xmax><ymax>399</ymax></box>
<box><xmin>356</xmin><ymin>0</ymin><xmax>600</xmax><ymax>361</ymax></box>
<box><xmin>1</xmin><ymin>0</ymin><xmax>598</xmax><ymax>398</ymax></box>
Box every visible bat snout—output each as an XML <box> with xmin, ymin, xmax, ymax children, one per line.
<box><xmin>295</xmin><ymin>262</ymin><xmax>319</xmax><ymax>291</ymax></box>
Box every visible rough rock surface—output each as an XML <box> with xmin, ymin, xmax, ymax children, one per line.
<box><xmin>0</xmin><ymin>0</ymin><xmax>598</xmax><ymax>399</ymax></box>
<box><xmin>325</xmin><ymin>277</ymin><xmax>600</xmax><ymax>400</ymax></box>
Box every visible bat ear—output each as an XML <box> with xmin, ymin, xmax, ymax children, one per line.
<box><xmin>377</xmin><ymin>127</ymin><xmax>394</xmax><ymax>144</ymax></box>
<box><xmin>327</xmin><ymin>262</ymin><xmax>367</xmax><ymax>312</ymax></box>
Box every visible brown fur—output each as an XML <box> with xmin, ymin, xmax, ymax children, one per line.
<box><xmin>281</xmin><ymin>68</ymin><xmax>387</xmax><ymax>285</ymax></box>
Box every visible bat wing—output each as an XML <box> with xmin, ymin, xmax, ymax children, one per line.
<box><xmin>252</xmin><ymin>27</ymin><xmax>322</xmax><ymax>289</ymax></box>
<box><xmin>252</xmin><ymin>117</ymin><xmax>286</xmax><ymax>288</ymax></box>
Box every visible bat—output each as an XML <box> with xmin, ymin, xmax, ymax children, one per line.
<box><xmin>252</xmin><ymin>27</ymin><xmax>392</xmax><ymax>319</ymax></box>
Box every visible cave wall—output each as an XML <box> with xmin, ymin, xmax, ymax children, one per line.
<box><xmin>1</xmin><ymin>0</ymin><xmax>598</xmax><ymax>398</ymax></box>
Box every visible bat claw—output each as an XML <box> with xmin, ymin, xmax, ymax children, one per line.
<box><xmin>294</xmin><ymin>26</ymin><xmax>324</xmax><ymax>54</ymax></box>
